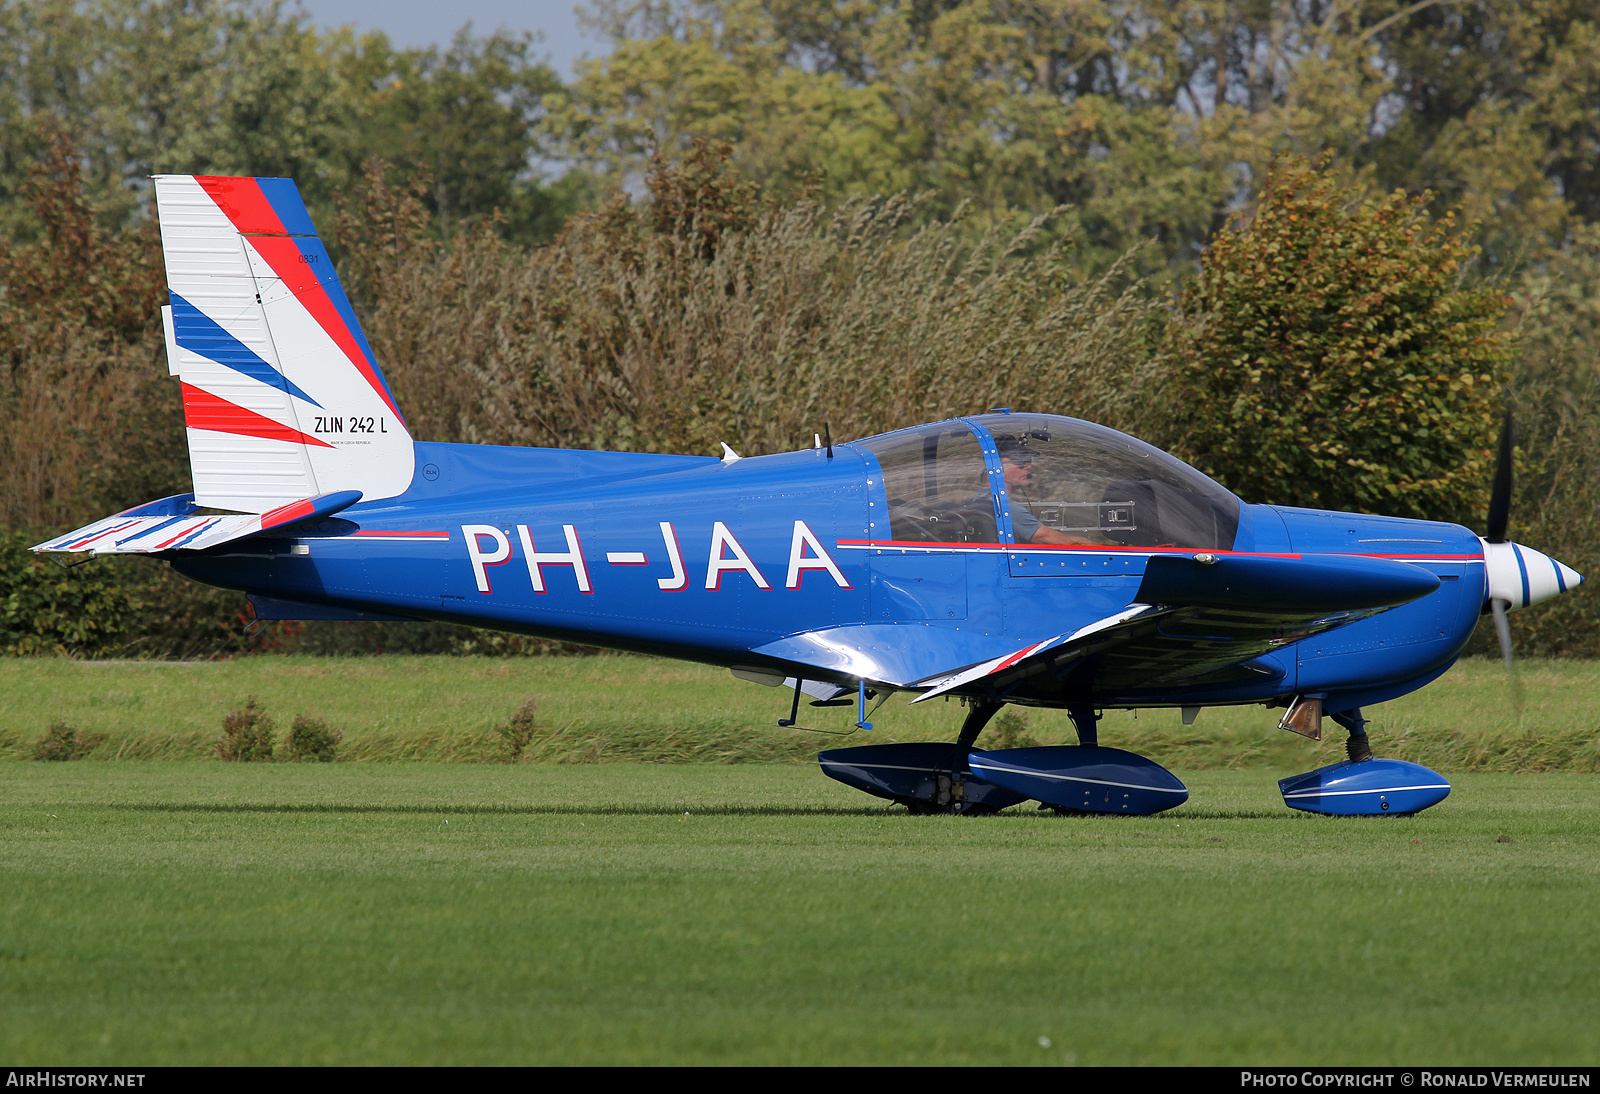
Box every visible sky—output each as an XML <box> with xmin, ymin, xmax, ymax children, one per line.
<box><xmin>296</xmin><ymin>1</ymin><xmax>613</xmax><ymax>77</ymax></box>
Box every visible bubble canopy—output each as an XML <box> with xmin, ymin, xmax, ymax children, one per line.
<box><xmin>855</xmin><ymin>413</ymin><xmax>1240</xmax><ymax>550</ymax></box>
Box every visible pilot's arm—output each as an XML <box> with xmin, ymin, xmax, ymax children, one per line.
<box><xmin>1011</xmin><ymin>505</ymin><xmax>1093</xmax><ymax>546</ymax></box>
<box><xmin>1028</xmin><ymin>525</ymin><xmax>1092</xmax><ymax>545</ymax></box>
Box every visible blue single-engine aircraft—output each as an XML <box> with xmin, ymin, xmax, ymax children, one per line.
<box><xmin>36</xmin><ymin>176</ymin><xmax>1584</xmax><ymax>817</ymax></box>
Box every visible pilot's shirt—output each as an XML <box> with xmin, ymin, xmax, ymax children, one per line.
<box><xmin>1011</xmin><ymin>504</ymin><xmax>1043</xmax><ymax>543</ymax></box>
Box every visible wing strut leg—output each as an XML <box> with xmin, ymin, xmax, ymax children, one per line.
<box><xmin>1067</xmin><ymin>705</ymin><xmax>1100</xmax><ymax>746</ymax></box>
<box><xmin>955</xmin><ymin>699</ymin><xmax>1003</xmax><ymax>750</ymax></box>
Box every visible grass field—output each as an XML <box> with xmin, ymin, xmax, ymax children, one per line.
<box><xmin>2</xmin><ymin>654</ymin><xmax>1598</xmax><ymax>770</ymax></box>
<box><xmin>1</xmin><ymin>762</ymin><xmax>1596</xmax><ymax>1065</ymax></box>
<box><xmin>1</xmin><ymin>655</ymin><xmax>1595</xmax><ymax>1064</ymax></box>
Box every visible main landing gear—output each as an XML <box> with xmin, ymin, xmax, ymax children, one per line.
<box><xmin>818</xmin><ymin>700</ymin><xmax>1190</xmax><ymax>816</ymax></box>
<box><xmin>817</xmin><ymin>697</ymin><xmax>1455</xmax><ymax>818</ymax></box>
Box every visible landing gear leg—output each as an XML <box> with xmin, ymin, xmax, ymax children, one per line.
<box><xmin>922</xmin><ymin>700</ymin><xmax>1006</xmax><ymax>814</ymax></box>
<box><xmin>1067</xmin><ymin>705</ymin><xmax>1100</xmax><ymax>747</ymax></box>
<box><xmin>1330</xmin><ymin>707</ymin><xmax>1372</xmax><ymax>763</ymax></box>
<box><xmin>955</xmin><ymin>699</ymin><xmax>1003</xmax><ymax>751</ymax></box>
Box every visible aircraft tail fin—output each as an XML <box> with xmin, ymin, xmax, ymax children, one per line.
<box><xmin>153</xmin><ymin>175</ymin><xmax>414</xmax><ymax>513</ymax></box>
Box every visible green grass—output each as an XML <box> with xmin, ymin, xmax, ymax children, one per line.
<box><xmin>1</xmin><ymin>654</ymin><xmax>1597</xmax><ymax>770</ymax></box>
<box><xmin>0</xmin><ymin>762</ymin><xmax>1596</xmax><ymax>1064</ymax></box>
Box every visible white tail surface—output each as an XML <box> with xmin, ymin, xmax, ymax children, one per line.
<box><xmin>154</xmin><ymin>175</ymin><xmax>414</xmax><ymax>512</ymax></box>
<box><xmin>32</xmin><ymin>489</ymin><xmax>364</xmax><ymax>557</ymax></box>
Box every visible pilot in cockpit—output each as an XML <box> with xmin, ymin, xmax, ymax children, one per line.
<box><xmin>994</xmin><ymin>436</ymin><xmax>1093</xmax><ymax>546</ymax></box>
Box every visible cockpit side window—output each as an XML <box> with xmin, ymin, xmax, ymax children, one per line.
<box><xmin>857</xmin><ymin>424</ymin><xmax>996</xmax><ymax>543</ymax></box>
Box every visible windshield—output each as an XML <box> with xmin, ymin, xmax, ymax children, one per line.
<box><xmin>972</xmin><ymin>413</ymin><xmax>1240</xmax><ymax>549</ymax></box>
<box><xmin>855</xmin><ymin>422</ymin><xmax>996</xmax><ymax>543</ymax></box>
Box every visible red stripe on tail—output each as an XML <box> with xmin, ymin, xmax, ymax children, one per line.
<box><xmin>246</xmin><ymin>235</ymin><xmax>403</xmax><ymax>421</ymax></box>
<box><xmin>193</xmin><ymin>177</ymin><xmax>288</xmax><ymax>236</ymax></box>
<box><xmin>193</xmin><ymin>176</ymin><xmax>404</xmax><ymax>423</ymax></box>
<box><xmin>181</xmin><ymin>383</ymin><xmax>334</xmax><ymax>448</ymax></box>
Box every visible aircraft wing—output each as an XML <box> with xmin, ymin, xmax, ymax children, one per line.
<box><xmin>31</xmin><ymin>490</ymin><xmax>362</xmax><ymax>557</ymax></box>
<box><xmin>910</xmin><ymin>603</ymin><xmax>1164</xmax><ymax>702</ymax></box>
<box><xmin>909</xmin><ymin>551</ymin><xmax>1443</xmax><ymax>702</ymax></box>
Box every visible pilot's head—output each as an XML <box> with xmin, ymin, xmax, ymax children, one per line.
<box><xmin>994</xmin><ymin>436</ymin><xmax>1035</xmax><ymax>488</ymax></box>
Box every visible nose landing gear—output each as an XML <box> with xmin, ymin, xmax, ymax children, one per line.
<box><xmin>1279</xmin><ymin>705</ymin><xmax>1450</xmax><ymax>816</ymax></box>
<box><xmin>1331</xmin><ymin>707</ymin><xmax>1373</xmax><ymax>763</ymax></box>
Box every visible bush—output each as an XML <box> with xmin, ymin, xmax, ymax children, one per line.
<box><xmin>284</xmin><ymin>715</ymin><xmax>343</xmax><ymax>762</ymax></box>
<box><xmin>32</xmin><ymin>719</ymin><xmax>103</xmax><ymax>761</ymax></box>
<box><xmin>496</xmin><ymin>697</ymin><xmax>539</xmax><ymax>763</ymax></box>
<box><xmin>5</xmin><ymin>145</ymin><xmax>1165</xmax><ymax>660</ymax></box>
<box><xmin>217</xmin><ymin>698</ymin><xmax>275</xmax><ymax>762</ymax></box>
<box><xmin>0</xmin><ymin>532</ymin><xmax>148</xmax><ymax>657</ymax></box>
<box><xmin>1164</xmin><ymin>155</ymin><xmax>1514</xmax><ymax>524</ymax></box>
<box><xmin>1472</xmin><ymin>222</ymin><xmax>1600</xmax><ymax>655</ymax></box>
<box><xmin>340</xmin><ymin>148</ymin><xmax>1168</xmax><ymax>460</ymax></box>
<box><xmin>1</xmin><ymin>125</ymin><xmax>177</xmax><ymax>534</ymax></box>
<box><xmin>988</xmin><ymin>709</ymin><xmax>1040</xmax><ymax>750</ymax></box>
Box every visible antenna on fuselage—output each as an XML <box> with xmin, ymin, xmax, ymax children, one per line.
<box><xmin>824</xmin><ymin>422</ymin><xmax>833</xmax><ymax>459</ymax></box>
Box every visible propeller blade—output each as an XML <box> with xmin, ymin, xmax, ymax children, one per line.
<box><xmin>1490</xmin><ymin>597</ymin><xmax>1523</xmax><ymax>716</ymax></box>
<box><xmin>1486</xmin><ymin>411</ymin><xmax>1513</xmax><ymax>543</ymax></box>
<box><xmin>1490</xmin><ymin>598</ymin><xmax>1513</xmax><ymax>671</ymax></box>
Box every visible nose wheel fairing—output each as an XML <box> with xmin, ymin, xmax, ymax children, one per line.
<box><xmin>1278</xmin><ymin>758</ymin><xmax>1450</xmax><ymax>816</ymax></box>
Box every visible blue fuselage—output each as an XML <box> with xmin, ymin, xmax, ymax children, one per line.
<box><xmin>174</xmin><ymin>438</ymin><xmax>1486</xmax><ymax>712</ymax></box>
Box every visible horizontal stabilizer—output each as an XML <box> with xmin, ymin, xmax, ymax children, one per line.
<box><xmin>32</xmin><ymin>490</ymin><xmax>361</xmax><ymax>557</ymax></box>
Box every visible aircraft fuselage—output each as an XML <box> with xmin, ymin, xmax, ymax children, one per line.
<box><xmin>174</xmin><ymin>438</ymin><xmax>1488</xmax><ymax>714</ymax></box>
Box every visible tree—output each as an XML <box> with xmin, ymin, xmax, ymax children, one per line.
<box><xmin>552</xmin><ymin>1</ymin><xmax>1600</xmax><ymax>278</ymax></box>
<box><xmin>338</xmin><ymin>28</ymin><xmax>571</xmax><ymax>241</ymax></box>
<box><xmin>0</xmin><ymin>1</ymin><xmax>581</xmax><ymax>244</ymax></box>
<box><xmin>1163</xmin><ymin>156</ymin><xmax>1513</xmax><ymax>524</ymax></box>
<box><xmin>0</xmin><ymin>124</ymin><xmax>180</xmax><ymax>531</ymax></box>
